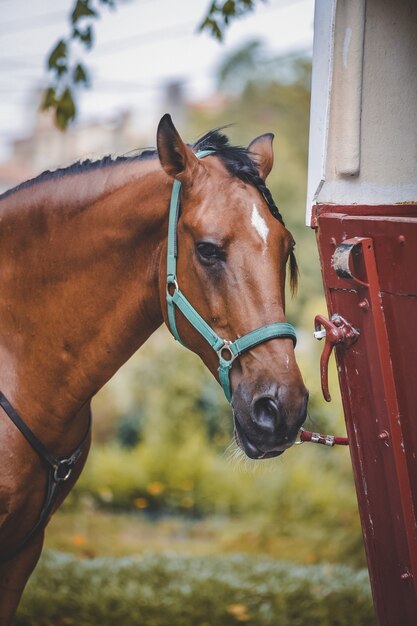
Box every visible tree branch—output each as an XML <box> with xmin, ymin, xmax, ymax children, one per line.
<box><xmin>43</xmin><ymin>0</ymin><xmax>264</xmax><ymax>129</ymax></box>
<box><xmin>43</xmin><ymin>0</ymin><xmax>117</xmax><ymax>129</ymax></box>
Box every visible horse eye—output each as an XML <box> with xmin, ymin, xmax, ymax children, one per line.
<box><xmin>196</xmin><ymin>241</ymin><xmax>225</xmax><ymax>265</ymax></box>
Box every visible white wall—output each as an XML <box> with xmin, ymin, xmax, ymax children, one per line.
<box><xmin>307</xmin><ymin>0</ymin><xmax>417</xmax><ymax>224</ymax></box>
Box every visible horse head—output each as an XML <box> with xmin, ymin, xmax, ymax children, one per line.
<box><xmin>157</xmin><ymin>114</ymin><xmax>308</xmax><ymax>459</ymax></box>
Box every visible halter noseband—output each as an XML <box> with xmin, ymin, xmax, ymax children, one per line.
<box><xmin>165</xmin><ymin>149</ymin><xmax>297</xmax><ymax>403</ymax></box>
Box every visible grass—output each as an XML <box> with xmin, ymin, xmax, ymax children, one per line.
<box><xmin>45</xmin><ymin>507</ymin><xmax>225</xmax><ymax>559</ymax></box>
<box><xmin>44</xmin><ymin>503</ymin><xmax>367</xmax><ymax>568</ymax></box>
<box><xmin>15</xmin><ymin>551</ymin><xmax>375</xmax><ymax>626</ymax></box>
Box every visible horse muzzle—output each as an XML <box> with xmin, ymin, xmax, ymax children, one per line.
<box><xmin>232</xmin><ymin>384</ymin><xmax>309</xmax><ymax>459</ymax></box>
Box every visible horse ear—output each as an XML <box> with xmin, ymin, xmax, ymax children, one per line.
<box><xmin>157</xmin><ymin>114</ymin><xmax>199</xmax><ymax>181</ymax></box>
<box><xmin>248</xmin><ymin>133</ymin><xmax>274</xmax><ymax>180</ymax></box>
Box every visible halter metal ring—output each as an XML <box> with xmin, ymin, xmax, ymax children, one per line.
<box><xmin>166</xmin><ymin>279</ymin><xmax>179</xmax><ymax>297</ymax></box>
<box><xmin>53</xmin><ymin>460</ymin><xmax>73</xmax><ymax>482</ymax></box>
<box><xmin>216</xmin><ymin>340</ymin><xmax>238</xmax><ymax>364</ymax></box>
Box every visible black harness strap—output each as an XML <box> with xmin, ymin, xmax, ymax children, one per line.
<box><xmin>0</xmin><ymin>391</ymin><xmax>91</xmax><ymax>563</ymax></box>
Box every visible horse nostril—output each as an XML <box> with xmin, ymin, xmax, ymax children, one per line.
<box><xmin>251</xmin><ymin>396</ymin><xmax>279</xmax><ymax>433</ymax></box>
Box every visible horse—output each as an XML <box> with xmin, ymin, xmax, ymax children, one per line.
<box><xmin>0</xmin><ymin>114</ymin><xmax>308</xmax><ymax>624</ymax></box>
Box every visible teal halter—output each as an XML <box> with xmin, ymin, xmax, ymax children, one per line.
<box><xmin>165</xmin><ymin>149</ymin><xmax>297</xmax><ymax>403</ymax></box>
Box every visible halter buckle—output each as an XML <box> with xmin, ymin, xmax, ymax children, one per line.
<box><xmin>216</xmin><ymin>340</ymin><xmax>238</xmax><ymax>364</ymax></box>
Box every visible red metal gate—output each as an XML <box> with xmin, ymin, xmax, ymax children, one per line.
<box><xmin>314</xmin><ymin>204</ymin><xmax>417</xmax><ymax>625</ymax></box>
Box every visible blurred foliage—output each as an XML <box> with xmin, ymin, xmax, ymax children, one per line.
<box><xmin>217</xmin><ymin>40</ymin><xmax>312</xmax><ymax>92</ymax></box>
<box><xmin>116</xmin><ymin>410</ymin><xmax>145</xmax><ymax>448</ymax></box>
<box><xmin>54</xmin><ymin>321</ymin><xmax>364</xmax><ymax>568</ymax></box>
<box><xmin>187</xmin><ymin>41</ymin><xmax>320</xmax><ymax>321</ymax></box>
<box><xmin>16</xmin><ymin>551</ymin><xmax>375</xmax><ymax>626</ymax></box>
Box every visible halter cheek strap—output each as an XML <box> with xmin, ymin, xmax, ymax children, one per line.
<box><xmin>165</xmin><ymin>149</ymin><xmax>297</xmax><ymax>403</ymax></box>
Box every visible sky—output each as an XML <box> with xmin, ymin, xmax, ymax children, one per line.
<box><xmin>0</xmin><ymin>0</ymin><xmax>314</xmax><ymax>160</ymax></box>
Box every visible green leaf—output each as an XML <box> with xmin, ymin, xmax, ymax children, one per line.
<box><xmin>41</xmin><ymin>87</ymin><xmax>58</xmax><ymax>110</ymax></box>
<box><xmin>48</xmin><ymin>39</ymin><xmax>67</xmax><ymax>70</ymax></box>
<box><xmin>199</xmin><ymin>18</ymin><xmax>223</xmax><ymax>41</ymax></box>
<box><xmin>222</xmin><ymin>0</ymin><xmax>237</xmax><ymax>17</ymax></box>
<box><xmin>199</xmin><ymin>0</ymin><xmax>261</xmax><ymax>40</ymax></box>
<box><xmin>73</xmin><ymin>63</ymin><xmax>89</xmax><ymax>85</ymax></box>
<box><xmin>71</xmin><ymin>0</ymin><xmax>98</xmax><ymax>24</ymax></box>
<box><xmin>72</xmin><ymin>25</ymin><xmax>94</xmax><ymax>49</ymax></box>
<box><xmin>56</xmin><ymin>63</ymin><xmax>68</xmax><ymax>77</ymax></box>
<box><xmin>55</xmin><ymin>88</ymin><xmax>77</xmax><ymax>130</ymax></box>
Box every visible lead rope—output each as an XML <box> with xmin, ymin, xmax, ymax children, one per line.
<box><xmin>295</xmin><ymin>427</ymin><xmax>349</xmax><ymax>447</ymax></box>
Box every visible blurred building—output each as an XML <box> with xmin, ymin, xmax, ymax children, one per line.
<box><xmin>0</xmin><ymin>80</ymin><xmax>230</xmax><ymax>196</ymax></box>
<box><xmin>0</xmin><ymin>108</ymin><xmax>146</xmax><ymax>195</ymax></box>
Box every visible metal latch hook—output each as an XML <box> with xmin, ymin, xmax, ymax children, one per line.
<box><xmin>314</xmin><ymin>314</ymin><xmax>360</xmax><ymax>402</ymax></box>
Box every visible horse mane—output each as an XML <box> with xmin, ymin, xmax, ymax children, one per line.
<box><xmin>0</xmin><ymin>151</ymin><xmax>154</xmax><ymax>202</ymax></box>
<box><xmin>1</xmin><ymin>129</ymin><xmax>283</xmax><ymax>226</ymax></box>
<box><xmin>0</xmin><ymin>127</ymin><xmax>297</xmax><ymax>291</ymax></box>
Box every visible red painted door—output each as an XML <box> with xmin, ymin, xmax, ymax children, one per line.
<box><xmin>314</xmin><ymin>204</ymin><xmax>417</xmax><ymax>626</ymax></box>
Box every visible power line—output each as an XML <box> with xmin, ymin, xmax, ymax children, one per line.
<box><xmin>0</xmin><ymin>68</ymin><xmax>203</xmax><ymax>98</ymax></box>
<box><xmin>92</xmin><ymin>21</ymin><xmax>196</xmax><ymax>56</ymax></box>
<box><xmin>0</xmin><ymin>10</ymin><xmax>67</xmax><ymax>34</ymax></box>
<box><xmin>0</xmin><ymin>0</ymin><xmax>313</xmax><ymax>116</ymax></box>
<box><xmin>0</xmin><ymin>61</ymin><xmax>41</xmax><ymax>71</ymax></box>
<box><xmin>0</xmin><ymin>41</ymin><xmax>311</xmax><ymax>98</ymax></box>
<box><xmin>0</xmin><ymin>20</ymin><xmax>193</xmax><ymax>65</ymax></box>
<box><xmin>0</xmin><ymin>17</ymin><xmax>195</xmax><ymax>63</ymax></box>
<box><xmin>0</xmin><ymin>0</ymin><xmax>175</xmax><ymax>35</ymax></box>
<box><xmin>0</xmin><ymin>0</ymin><xmax>310</xmax><ymax>61</ymax></box>
<box><xmin>82</xmin><ymin>0</ymin><xmax>311</xmax><ymax>59</ymax></box>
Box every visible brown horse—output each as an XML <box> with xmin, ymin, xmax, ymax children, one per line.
<box><xmin>0</xmin><ymin>114</ymin><xmax>307</xmax><ymax>623</ymax></box>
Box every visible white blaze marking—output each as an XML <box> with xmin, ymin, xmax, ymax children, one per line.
<box><xmin>251</xmin><ymin>203</ymin><xmax>269</xmax><ymax>249</ymax></box>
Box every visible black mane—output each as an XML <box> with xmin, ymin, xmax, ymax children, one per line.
<box><xmin>192</xmin><ymin>129</ymin><xmax>284</xmax><ymax>225</ymax></box>
<box><xmin>0</xmin><ymin>129</ymin><xmax>283</xmax><ymax>225</ymax></box>
<box><xmin>0</xmin><ymin>151</ymin><xmax>152</xmax><ymax>202</ymax></box>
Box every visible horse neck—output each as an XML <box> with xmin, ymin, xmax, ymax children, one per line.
<box><xmin>0</xmin><ymin>158</ymin><xmax>169</xmax><ymax>432</ymax></box>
